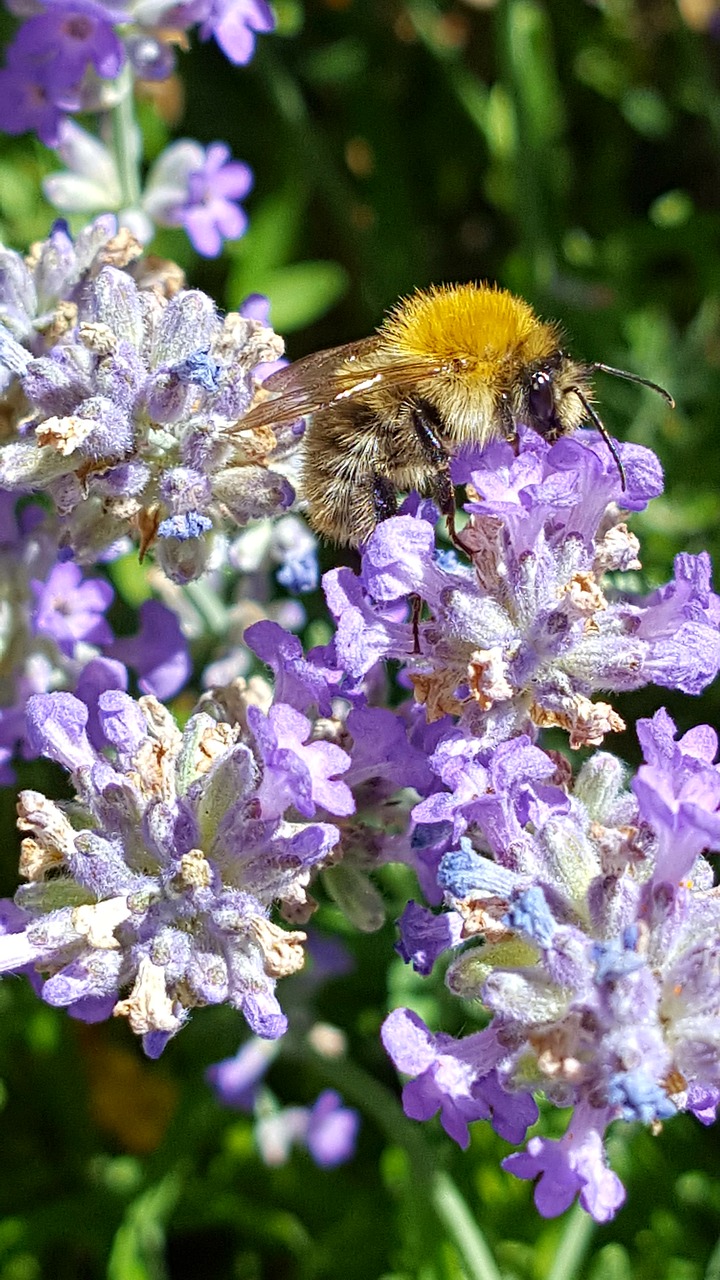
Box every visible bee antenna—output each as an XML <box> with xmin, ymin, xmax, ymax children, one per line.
<box><xmin>591</xmin><ymin>363</ymin><xmax>675</xmax><ymax>409</ymax></box>
<box><xmin>572</xmin><ymin>387</ymin><xmax>627</xmax><ymax>492</ymax></box>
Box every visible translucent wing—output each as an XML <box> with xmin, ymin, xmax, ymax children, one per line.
<box><xmin>235</xmin><ymin>336</ymin><xmax>448</xmax><ymax>433</ymax></box>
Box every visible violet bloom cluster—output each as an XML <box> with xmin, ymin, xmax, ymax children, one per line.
<box><xmin>325</xmin><ymin>430</ymin><xmax>720</xmax><ymax>749</ymax></box>
<box><xmin>0</xmin><ymin>481</ymin><xmax>190</xmax><ymax>780</ymax></box>
<box><xmin>384</xmin><ymin>710</ymin><xmax>720</xmax><ymax>1221</ymax></box>
<box><xmin>304</xmin><ymin>427</ymin><xmax>720</xmax><ymax>1220</ymax></box>
<box><xmin>0</xmin><ymin>676</ymin><xmax>354</xmax><ymax>1056</ymax></box>
<box><xmin>0</xmin><ymin>0</ymin><xmax>273</xmax><ymax>135</ymax></box>
<box><xmin>0</xmin><ymin>218</ymin><xmax>295</xmax><ymax>581</ymax></box>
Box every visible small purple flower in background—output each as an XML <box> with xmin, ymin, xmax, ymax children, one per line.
<box><xmin>207</xmin><ymin>1035</ymin><xmax>281</xmax><ymax>1110</ymax></box>
<box><xmin>30</xmin><ymin>560</ymin><xmax>113</xmax><ymax>656</ymax></box>
<box><xmin>199</xmin><ymin>0</ymin><xmax>275</xmax><ymax>65</ymax></box>
<box><xmin>109</xmin><ymin>599</ymin><xmax>191</xmax><ymax>699</ymax></box>
<box><xmin>255</xmin><ymin>1090</ymin><xmax>359</xmax><ymax>1168</ymax></box>
<box><xmin>143</xmin><ymin>141</ymin><xmax>254</xmax><ymax>257</ymax></box>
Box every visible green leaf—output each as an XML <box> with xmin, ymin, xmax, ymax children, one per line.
<box><xmin>107</xmin><ymin>1171</ymin><xmax>183</xmax><ymax>1280</ymax></box>
<box><xmin>240</xmin><ymin>261</ymin><xmax>349</xmax><ymax>333</ymax></box>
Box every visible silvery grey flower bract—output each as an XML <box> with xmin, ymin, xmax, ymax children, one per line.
<box><xmin>0</xmin><ymin>244</ymin><xmax>292</xmax><ymax>580</ymax></box>
<box><xmin>1</xmin><ymin>683</ymin><xmax>353</xmax><ymax>1055</ymax></box>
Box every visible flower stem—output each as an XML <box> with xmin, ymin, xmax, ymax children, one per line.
<box><xmin>111</xmin><ymin>61</ymin><xmax>142</xmax><ymax>210</ymax></box>
<box><xmin>297</xmin><ymin>1044</ymin><xmax>503</xmax><ymax>1280</ymax></box>
<box><xmin>545</xmin><ymin>1202</ymin><xmax>596</xmax><ymax>1280</ymax></box>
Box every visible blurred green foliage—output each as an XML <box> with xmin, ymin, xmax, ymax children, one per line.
<box><xmin>3</xmin><ymin>0</ymin><xmax>720</xmax><ymax>1276</ymax></box>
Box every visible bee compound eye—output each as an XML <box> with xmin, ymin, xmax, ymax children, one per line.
<box><xmin>528</xmin><ymin>370</ymin><xmax>555</xmax><ymax>425</ymax></box>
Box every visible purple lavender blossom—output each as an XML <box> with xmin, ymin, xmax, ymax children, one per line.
<box><xmin>323</xmin><ymin>429</ymin><xmax>720</xmax><ymax>752</ymax></box>
<box><xmin>109</xmin><ymin>599</ymin><xmax>190</xmax><ymax>699</ymax></box>
<box><xmin>207</xmin><ymin>1035</ymin><xmax>280</xmax><ymax>1109</ymax></box>
<box><xmin>199</xmin><ymin>0</ymin><xmax>274</xmax><ymax>65</ymax></box>
<box><xmin>1</xmin><ymin>683</ymin><xmax>354</xmax><ymax>1054</ymax></box>
<box><xmin>143</xmin><ymin>141</ymin><xmax>254</xmax><ymax>257</ymax></box>
<box><xmin>0</xmin><ymin>236</ymin><xmax>293</xmax><ymax>578</ymax></box>
<box><xmin>30</xmin><ymin>559</ymin><xmax>113</xmax><ymax>655</ymax></box>
<box><xmin>383</xmin><ymin>714</ymin><xmax>720</xmax><ymax>1220</ymax></box>
<box><xmin>10</xmin><ymin>4</ymin><xmax>125</xmax><ymax>94</ymax></box>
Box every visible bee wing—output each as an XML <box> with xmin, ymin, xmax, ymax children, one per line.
<box><xmin>236</xmin><ymin>337</ymin><xmax>447</xmax><ymax>433</ymax></box>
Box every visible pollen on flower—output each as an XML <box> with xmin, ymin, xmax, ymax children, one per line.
<box><xmin>72</xmin><ymin>897</ymin><xmax>132</xmax><ymax>949</ymax></box>
<box><xmin>78</xmin><ymin>322</ymin><xmax>118</xmax><ymax>356</ymax></box>
<box><xmin>408</xmin><ymin>670</ymin><xmax>464</xmax><ymax>721</ymax></box>
<box><xmin>531</xmin><ymin>696</ymin><xmax>626</xmax><ymax>748</ymax></box>
<box><xmin>178</xmin><ymin>849</ymin><xmax>213</xmax><ymax>888</ymax></box>
<box><xmin>251</xmin><ymin>918</ymin><xmax>308</xmax><ymax>978</ymax></box>
<box><xmin>563</xmin><ymin>571</ymin><xmax>607</xmax><ymax>615</ymax></box>
<box><xmin>467</xmin><ymin>647</ymin><xmax>513</xmax><ymax>710</ymax></box>
<box><xmin>114</xmin><ymin>957</ymin><xmax>182</xmax><ymax>1036</ymax></box>
<box><xmin>36</xmin><ymin>415</ymin><xmax>95</xmax><ymax>455</ymax></box>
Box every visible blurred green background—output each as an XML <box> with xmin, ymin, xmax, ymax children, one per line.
<box><xmin>2</xmin><ymin>0</ymin><xmax>720</xmax><ymax>1276</ymax></box>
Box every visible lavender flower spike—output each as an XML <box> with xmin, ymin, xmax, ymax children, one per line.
<box><xmin>2</xmin><ymin>683</ymin><xmax>353</xmax><ymax>1055</ymax></box>
<box><xmin>0</xmin><ymin>229</ymin><xmax>293</xmax><ymax>579</ymax></box>
<box><xmin>326</xmin><ymin>429</ymin><xmax>720</xmax><ymax>752</ymax></box>
<box><xmin>384</xmin><ymin>716</ymin><xmax>720</xmax><ymax>1220</ymax></box>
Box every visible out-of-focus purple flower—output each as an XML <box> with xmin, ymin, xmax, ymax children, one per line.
<box><xmin>109</xmin><ymin>599</ymin><xmax>190</xmax><ymax>699</ymax></box>
<box><xmin>143</xmin><ymin>141</ymin><xmax>253</xmax><ymax>257</ymax></box>
<box><xmin>305</xmin><ymin>1090</ymin><xmax>360</xmax><ymax>1167</ymax></box>
<box><xmin>199</xmin><ymin>0</ymin><xmax>274</xmax><ymax>65</ymax></box>
<box><xmin>30</xmin><ymin>560</ymin><xmax>113</xmax><ymax>655</ymax></box>
<box><xmin>254</xmin><ymin>1089</ymin><xmax>359</xmax><ymax>1168</ymax></box>
<box><xmin>0</xmin><ymin>66</ymin><xmax>65</xmax><ymax>145</ymax></box>
<box><xmin>206</xmin><ymin>1035</ymin><xmax>280</xmax><ymax>1109</ymax></box>
<box><xmin>1</xmin><ymin>683</ymin><xmax>354</xmax><ymax>1054</ymax></box>
<box><xmin>10</xmin><ymin>5</ymin><xmax>124</xmax><ymax>95</ymax></box>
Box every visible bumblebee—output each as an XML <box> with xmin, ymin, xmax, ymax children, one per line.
<box><xmin>238</xmin><ymin>283</ymin><xmax>673</xmax><ymax>548</ymax></box>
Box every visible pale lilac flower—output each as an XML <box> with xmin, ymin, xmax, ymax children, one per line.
<box><xmin>207</xmin><ymin>1035</ymin><xmax>280</xmax><ymax>1109</ymax></box>
<box><xmin>254</xmin><ymin>1090</ymin><xmax>359</xmax><ymax>1168</ymax></box>
<box><xmin>143</xmin><ymin>140</ymin><xmax>253</xmax><ymax>257</ymax></box>
<box><xmin>30</xmin><ymin>559</ymin><xmax>113</xmax><ymax>654</ymax></box>
<box><xmin>199</xmin><ymin>0</ymin><xmax>274</xmax><ymax>64</ymax></box>
<box><xmin>0</xmin><ymin>683</ymin><xmax>354</xmax><ymax>1054</ymax></box>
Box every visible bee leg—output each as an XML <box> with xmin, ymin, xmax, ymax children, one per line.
<box><xmin>409</xmin><ymin>402</ymin><xmax>470</xmax><ymax>555</ymax></box>
<box><xmin>410</xmin><ymin>592</ymin><xmax>422</xmax><ymax>653</ymax></box>
<box><xmin>371</xmin><ymin>473</ymin><xmax>398</xmax><ymax>523</ymax></box>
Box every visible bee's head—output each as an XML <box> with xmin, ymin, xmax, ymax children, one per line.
<box><xmin>519</xmin><ymin>353</ymin><xmax>673</xmax><ymax>492</ymax></box>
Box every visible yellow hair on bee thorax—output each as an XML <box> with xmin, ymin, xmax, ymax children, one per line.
<box><xmin>380</xmin><ymin>282</ymin><xmax>560</xmax><ymax>373</ymax></box>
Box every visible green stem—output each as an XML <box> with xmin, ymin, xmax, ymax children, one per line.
<box><xmin>297</xmin><ymin>1045</ymin><xmax>504</xmax><ymax>1280</ymax></box>
<box><xmin>110</xmin><ymin>61</ymin><xmax>142</xmax><ymax>209</ymax></box>
<box><xmin>545</xmin><ymin>1201</ymin><xmax>596</xmax><ymax>1280</ymax></box>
